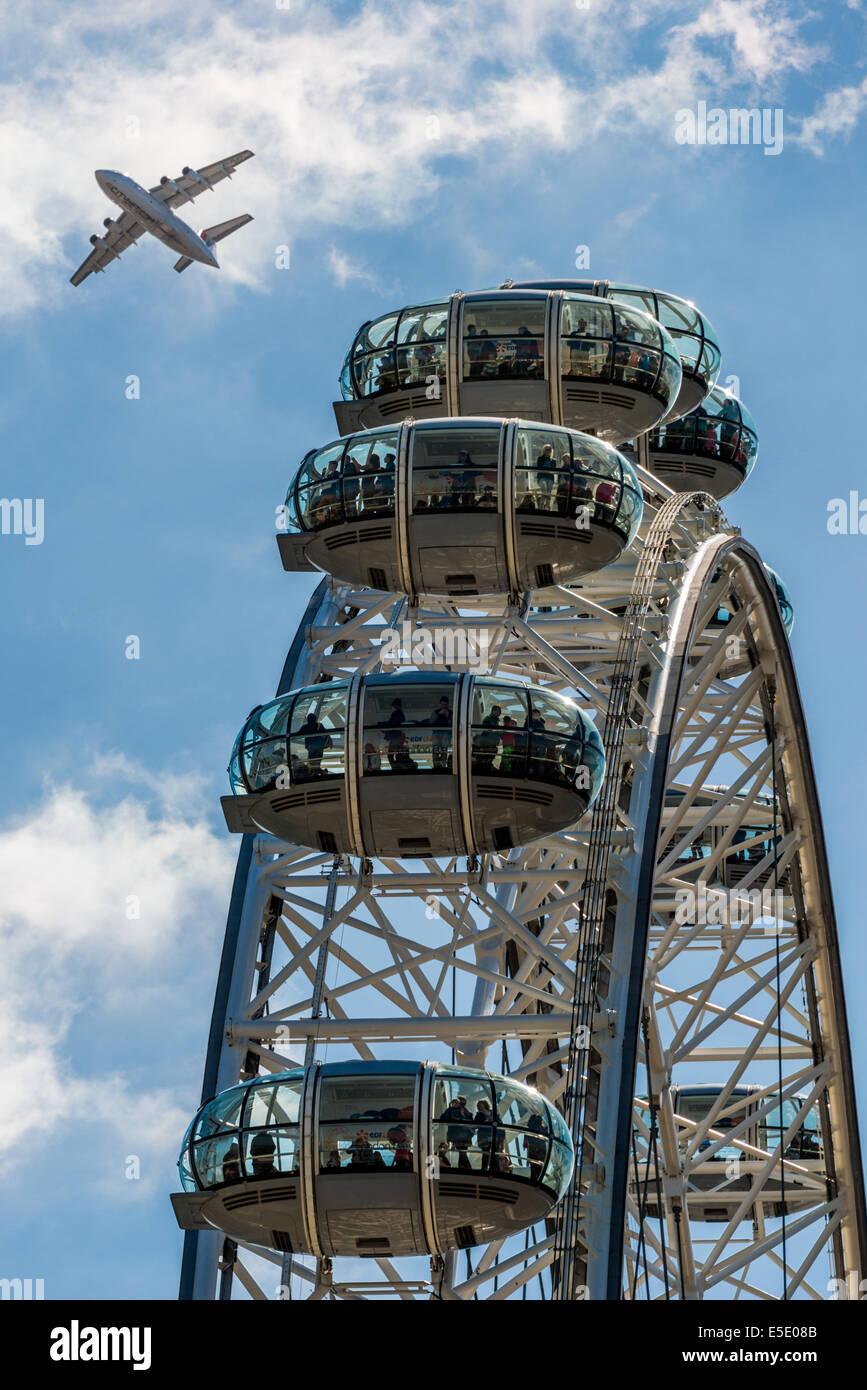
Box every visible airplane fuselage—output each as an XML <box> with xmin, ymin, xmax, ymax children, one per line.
<box><xmin>95</xmin><ymin>170</ymin><xmax>219</xmax><ymax>267</ymax></box>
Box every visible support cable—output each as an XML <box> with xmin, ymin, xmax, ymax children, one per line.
<box><xmin>630</xmin><ymin>1126</ymin><xmax>651</xmax><ymax>1298</ymax></box>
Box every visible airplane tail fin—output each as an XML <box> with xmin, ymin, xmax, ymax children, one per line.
<box><xmin>201</xmin><ymin>213</ymin><xmax>254</xmax><ymax>246</ymax></box>
<box><xmin>173</xmin><ymin>215</ymin><xmax>253</xmax><ymax>273</ymax></box>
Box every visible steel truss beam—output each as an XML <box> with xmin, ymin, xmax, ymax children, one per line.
<box><xmin>180</xmin><ymin>481</ymin><xmax>865</xmax><ymax>1302</ymax></box>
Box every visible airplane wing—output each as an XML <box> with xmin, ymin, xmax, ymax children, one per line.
<box><xmin>148</xmin><ymin>150</ymin><xmax>254</xmax><ymax>209</ymax></box>
<box><xmin>69</xmin><ymin>211</ymin><xmax>147</xmax><ymax>286</ymax></box>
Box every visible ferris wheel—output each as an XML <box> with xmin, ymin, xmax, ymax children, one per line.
<box><xmin>173</xmin><ymin>280</ymin><xmax>866</xmax><ymax>1301</ymax></box>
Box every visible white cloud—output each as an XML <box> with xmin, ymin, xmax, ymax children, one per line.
<box><xmin>0</xmin><ymin>760</ymin><xmax>235</xmax><ymax>1178</ymax></box>
<box><xmin>794</xmin><ymin>76</ymin><xmax>867</xmax><ymax>154</ymax></box>
<box><xmin>606</xmin><ymin>194</ymin><xmax>660</xmax><ymax>238</ymax></box>
<box><xmin>688</xmin><ymin>0</ymin><xmax>819</xmax><ymax>82</ymax></box>
<box><xmin>0</xmin><ymin>1003</ymin><xmax>191</xmax><ymax>1196</ymax></box>
<box><xmin>0</xmin><ymin>0</ymin><xmax>838</xmax><ymax>319</ymax></box>
<box><xmin>588</xmin><ymin>0</ymin><xmax>821</xmax><ymax>138</ymax></box>
<box><xmin>326</xmin><ymin>245</ymin><xmax>383</xmax><ymax>291</ymax></box>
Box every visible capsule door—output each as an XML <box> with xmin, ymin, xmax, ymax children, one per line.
<box><xmin>313</xmin><ymin>1068</ymin><xmax>427</xmax><ymax>1258</ymax></box>
<box><xmin>357</xmin><ymin>679</ymin><xmax>466</xmax><ymax>858</ymax></box>
<box><xmin>457</xmin><ymin>296</ymin><xmax>552</xmax><ymax>421</ymax></box>
<box><xmin>407</xmin><ymin>422</ymin><xmax>508</xmax><ymax>596</ymax></box>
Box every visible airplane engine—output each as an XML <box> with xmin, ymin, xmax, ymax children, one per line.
<box><xmin>103</xmin><ymin>218</ymin><xmax>114</xmax><ymax>229</ymax></box>
<box><xmin>160</xmin><ymin>176</ymin><xmax>169</xmax><ymax>184</ymax></box>
<box><xmin>89</xmin><ymin>234</ymin><xmax>100</xmax><ymax>245</ymax></box>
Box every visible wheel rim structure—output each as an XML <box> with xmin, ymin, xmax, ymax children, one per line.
<box><xmin>178</xmin><ymin>443</ymin><xmax>865</xmax><ymax>1303</ymax></box>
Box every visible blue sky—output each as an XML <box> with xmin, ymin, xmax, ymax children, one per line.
<box><xmin>1</xmin><ymin>0</ymin><xmax>866</xmax><ymax>1299</ymax></box>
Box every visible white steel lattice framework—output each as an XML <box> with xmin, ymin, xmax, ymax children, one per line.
<box><xmin>179</xmin><ymin>460</ymin><xmax>866</xmax><ymax>1302</ymax></box>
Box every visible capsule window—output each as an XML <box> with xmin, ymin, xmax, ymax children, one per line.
<box><xmin>676</xmin><ymin>1091</ymin><xmax>748</xmax><ymax>1161</ymax></box>
<box><xmin>470</xmin><ymin>682</ymin><xmax>530</xmax><ymax>778</ymax></box>
<box><xmin>770</xmin><ymin>574</ymin><xmax>794</xmax><ymax>632</ymax></box>
<box><xmin>612</xmin><ymin>305</ymin><xmax>661</xmax><ymax>347</ymax></box>
<box><xmin>244</xmin><ymin>1078</ymin><xmax>303</xmax><ymax>1128</ymax></box>
<box><xmin>241</xmin><ymin>1126</ymin><xmax>300</xmax><ymax>1179</ymax></box>
<box><xmin>431</xmin><ymin>1074</ymin><xmax>561</xmax><ymax>1187</ymax></box>
<box><xmin>395</xmin><ymin>305</ymin><xmax>448</xmax><ymax>344</ymax></box>
<box><xmin>609</xmin><ymin>308</ymin><xmax>663</xmax><ymax>393</ymax></box>
<box><xmin>527</xmin><ymin>690</ymin><xmax>587</xmax><ymax>787</ymax></box>
<box><xmin>609</xmin><ymin>284</ymin><xmax>720</xmax><ymax>389</ymax></box>
<box><xmin>339</xmin><ymin>353</ymin><xmax>354</xmax><ymax>400</ymax></box>
<box><xmin>570</xmin><ymin>438</ymin><xmax>643</xmax><ymax>543</ymax></box>
<box><xmin>670</xmin><ymin>330</ymin><xmax>704</xmax><ymax>374</ymax></box>
<box><xmin>191</xmin><ymin>1084</ymin><xmax>305</xmax><ymax>1189</ymax></box>
<box><xmin>698</xmin><ymin>414</ymin><xmax>723</xmax><ymax>457</ymax></box>
<box><xmin>318</xmin><ymin>1074</ymin><xmax>416</xmax><ymax>1174</ymax></box>
<box><xmin>362</xmin><ymin>682</ymin><xmax>456</xmax><ymax>775</ymax></box>
<box><xmin>493</xmin><ymin>1127</ymin><xmax>541</xmax><ymax>1181</ymax></box>
<box><xmin>491</xmin><ymin>1084</ymin><xmax>552</xmax><ymax>1184</ymax></box>
<box><xmin>193</xmin><ymin>1134</ymin><xmax>245</xmax><ymax>1189</ymax></box>
<box><xmin>237</xmin><ymin>698</ymin><xmax>295</xmax><ymax>791</ymax></box>
<box><xmin>356</xmin><ymin>350</ymin><xmax>398</xmax><ymax>398</ymax></box>
<box><xmin>560</xmin><ymin>300</ymin><xmax>614</xmax><ymax>382</ymax></box>
<box><xmin>653</xmin><ymin>392</ymin><xmax>757</xmax><ymax>474</ymax></box>
<box><xmin>493</xmin><ymin>1079</ymin><xmax>550</xmax><ymax>1129</ymax></box>
<box><xmin>696</xmin><ymin>337</ymin><xmax>721</xmax><ymax>384</ymax></box>
<box><xmin>289</xmin><ymin>686</ymin><xmax>347</xmax><ymax>785</ymax></box>
<box><xmin>612</xmin><ymin>341</ymin><xmax>662</xmax><ymax>393</ymax></box>
<box><xmin>462</xmin><ymin>298</ymin><xmax>545</xmax><ymax>382</ymax></box>
<box><xmin>394</xmin><ymin>305</ymin><xmax>448</xmax><ymax>389</ymax></box>
<box><xmin>655</xmin><ymin>413</ymin><xmax>698</xmax><ymax>454</ymax></box>
<box><xmin>630</xmin><ymin>290</ymin><xmax>700</xmax><ymax>338</ymax></box>
<box><xmin>411</xmin><ymin>425</ymin><xmax>499</xmax><ymax>513</ymax></box>
<box><xmin>615</xmin><ymin>479</ymin><xmax>642</xmax><ymax>540</ymax></box>
<box><xmin>179</xmin><ymin>1127</ymin><xmax>196</xmax><ymax>1192</ymax></box>
<box><xmin>193</xmin><ymin>1085</ymin><xmax>247</xmax><ymax>1141</ymax></box>
<box><xmin>515</xmin><ymin>427</ymin><xmax>573</xmax><ymax>518</ymax></box>
<box><xmin>665</xmin><ymin>315</ymin><xmax>718</xmax><ymax>383</ymax></box>
<box><xmin>723</xmin><ymin>405</ymin><xmax>757</xmax><ymax>468</ymax></box>
<box><xmin>759</xmin><ymin>1098</ymin><xmax>823</xmax><ymax>1161</ymax></box>
<box><xmin>297</xmin><ymin>441</ymin><xmax>346</xmax><ymax>530</ymax></box>
<box><xmin>341</xmin><ymin>432</ymin><xmax>398</xmax><ymax>521</ymax></box>
<box><xmin>296</xmin><ymin>446</ymin><xmax>337</xmax><ymax>491</ymax></box>
<box><xmin>545</xmin><ymin>1139</ymin><xmax>574</xmax><ymax>1199</ymax></box>
<box><xmin>608</xmin><ymin>287</ymin><xmax>658</xmax><ymax>320</ymax></box>
<box><xmin>284</xmin><ymin>477</ymin><xmax>302</xmax><ymax>531</ymax></box>
<box><xmin>559</xmin><ymin>291</ymin><xmax>682</xmax><ymax>404</ymax></box>
<box><xmin>432</xmin><ymin>1074</ymin><xmax>496</xmax><ymax>1175</ymax></box>
<box><xmin>657</xmin><ymin>297</ymin><xmax>703</xmax><ymax>337</ymax></box>
<box><xmin>657</xmin><ymin>351</ymin><xmax>682</xmax><ymax>402</ymax></box>
<box><xmin>360</xmin><ymin>314</ymin><xmax>399</xmax><ymax>353</ymax></box>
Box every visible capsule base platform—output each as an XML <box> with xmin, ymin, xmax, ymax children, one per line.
<box><xmin>222</xmin><ymin>774</ymin><xmax>590</xmax><ymax>859</ymax></box>
<box><xmin>646</xmin><ymin>450</ymin><xmax>745</xmax><ymax>501</ymax></box>
<box><xmin>173</xmin><ymin>1172</ymin><xmax>556</xmax><ymax>1258</ymax></box>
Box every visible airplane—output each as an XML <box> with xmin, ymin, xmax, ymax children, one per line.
<box><xmin>69</xmin><ymin>150</ymin><xmax>255</xmax><ymax>286</ymax></box>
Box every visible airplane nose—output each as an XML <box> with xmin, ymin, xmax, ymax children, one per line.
<box><xmin>95</xmin><ymin>169</ymin><xmax>110</xmax><ymax>190</ymax></box>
